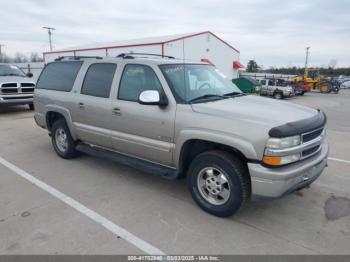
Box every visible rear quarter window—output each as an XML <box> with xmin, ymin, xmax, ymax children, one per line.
<box><xmin>36</xmin><ymin>61</ymin><xmax>83</xmax><ymax>92</ymax></box>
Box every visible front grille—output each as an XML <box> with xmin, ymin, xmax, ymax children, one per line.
<box><xmin>21</xmin><ymin>88</ymin><xmax>34</xmax><ymax>93</ymax></box>
<box><xmin>302</xmin><ymin>145</ymin><xmax>321</xmax><ymax>157</ymax></box>
<box><xmin>21</xmin><ymin>83</ymin><xmax>35</xmax><ymax>87</ymax></box>
<box><xmin>1</xmin><ymin>83</ymin><xmax>17</xmax><ymax>88</ymax></box>
<box><xmin>302</xmin><ymin>128</ymin><xmax>323</xmax><ymax>143</ymax></box>
<box><xmin>1</xmin><ymin>88</ymin><xmax>18</xmax><ymax>94</ymax></box>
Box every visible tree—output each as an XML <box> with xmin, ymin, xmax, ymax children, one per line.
<box><xmin>30</xmin><ymin>52</ymin><xmax>43</xmax><ymax>62</ymax></box>
<box><xmin>246</xmin><ymin>60</ymin><xmax>259</xmax><ymax>72</ymax></box>
<box><xmin>13</xmin><ymin>53</ymin><xmax>28</xmax><ymax>63</ymax></box>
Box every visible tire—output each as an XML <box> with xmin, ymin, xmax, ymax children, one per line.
<box><xmin>320</xmin><ymin>83</ymin><xmax>330</xmax><ymax>93</ymax></box>
<box><xmin>51</xmin><ymin>118</ymin><xmax>79</xmax><ymax>159</ymax></box>
<box><xmin>28</xmin><ymin>104</ymin><xmax>34</xmax><ymax>110</ymax></box>
<box><xmin>300</xmin><ymin>91</ymin><xmax>305</xmax><ymax>95</ymax></box>
<box><xmin>187</xmin><ymin>151</ymin><xmax>250</xmax><ymax>217</ymax></box>
<box><xmin>273</xmin><ymin>92</ymin><xmax>283</xmax><ymax>99</ymax></box>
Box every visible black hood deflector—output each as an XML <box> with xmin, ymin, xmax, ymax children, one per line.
<box><xmin>269</xmin><ymin>110</ymin><xmax>327</xmax><ymax>138</ymax></box>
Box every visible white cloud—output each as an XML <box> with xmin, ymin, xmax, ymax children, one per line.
<box><xmin>1</xmin><ymin>0</ymin><xmax>349</xmax><ymax>67</ymax></box>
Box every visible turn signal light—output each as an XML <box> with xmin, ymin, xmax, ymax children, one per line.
<box><xmin>263</xmin><ymin>156</ymin><xmax>282</xmax><ymax>166</ymax></box>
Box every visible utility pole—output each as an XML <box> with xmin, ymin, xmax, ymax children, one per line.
<box><xmin>0</xmin><ymin>44</ymin><xmax>5</xmax><ymax>61</ymax></box>
<box><xmin>304</xmin><ymin>46</ymin><xmax>310</xmax><ymax>79</ymax></box>
<box><xmin>42</xmin><ymin>27</ymin><xmax>56</xmax><ymax>51</ymax></box>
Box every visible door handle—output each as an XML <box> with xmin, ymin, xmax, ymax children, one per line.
<box><xmin>112</xmin><ymin>107</ymin><xmax>121</xmax><ymax>116</ymax></box>
<box><xmin>78</xmin><ymin>102</ymin><xmax>85</xmax><ymax>109</ymax></box>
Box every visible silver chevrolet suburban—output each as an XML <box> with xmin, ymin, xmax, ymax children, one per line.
<box><xmin>0</xmin><ymin>63</ymin><xmax>35</xmax><ymax>109</ymax></box>
<box><xmin>34</xmin><ymin>54</ymin><xmax>329</xmax><ymax>217</ymax></box>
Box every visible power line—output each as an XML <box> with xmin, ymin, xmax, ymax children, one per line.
<box><xmin>42</xmin><ymin>27</ymin><xmax>56</xmax><ymax>51</ymax></box>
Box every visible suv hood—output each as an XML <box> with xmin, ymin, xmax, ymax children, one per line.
<box><xmin>191</xmin><ymin>95</ymin><xmax>318</xmax><ymax>128</ymax></box>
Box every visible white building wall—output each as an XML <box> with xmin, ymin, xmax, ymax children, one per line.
<box><xmin>43</xmin><ymin>33</ymin><xmax>240</xmax><ymax>79</ymax></box>
<box><xmin>106</xmin><ymin>45</ymin><xmax>162</xmax><ymax>57</ymax></box>
<box><xmin>164</xmin><ymin>33</ymin><xmax>239</xmax><ymax>79</ymax></box>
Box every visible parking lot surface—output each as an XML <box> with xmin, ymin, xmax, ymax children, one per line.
<box><xmin>1</xmin><ymin>90</ymin><xmax>350</xmax><ymax>255</ymax></box>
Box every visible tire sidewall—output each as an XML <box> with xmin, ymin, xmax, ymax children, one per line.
<box><xmin>51</xmin><ymin>119</ymin><xmax>77</xmax><ymax>159</ymax></box>
<box><xmin>187</xmin><ymin>153</ymin><xmax>244</xmax><ymax>217</ymax></box>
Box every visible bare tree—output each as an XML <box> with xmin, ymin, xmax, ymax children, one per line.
<box><xmin>13</xmin><ymin>53</ymin><xmax>28</xmax><ymax>63</ymax></box>
<box><xmin>30</xmin><ymin>52</ymin><xmax>43</xmax><ymax>62</ymax></box>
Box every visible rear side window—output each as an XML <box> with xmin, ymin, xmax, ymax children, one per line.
<box><xmin>36</xmin><ymin>61</ymin><xmax>83</xmax><ymax>92</ymax></box>
<box><xmin>81</xmin><ymin>63</ymin><xmax>117</xmax><ymax>98</ymax></box>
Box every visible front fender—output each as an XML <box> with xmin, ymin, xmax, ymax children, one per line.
<box><xmin>174</xmin><ymin>128</ymin><xmax>258</xmax><ymax>168</ymax></box>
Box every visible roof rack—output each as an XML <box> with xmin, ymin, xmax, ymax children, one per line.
<box><xmin>117</xmin><ymin>53</ymin><xmax>175</xmax><ymax>59</ymax></box>
<box><xmin>54</xmin><ymin>56</ymin><xmax>103</xmax><ymax>61</ymax></box>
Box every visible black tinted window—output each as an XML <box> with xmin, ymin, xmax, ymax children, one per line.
<box><xmin>118</xmin><ymin>64</ymin><xmax>162</xmax><ymax>102</ymax></box>
<box><xmin>81</xmin><ymin>63</ymin><xmax>117</xmax><ymax>98</ymax></box>
<box><xmin>36</xmin><ymin>62</ymin><xmax>82</xmax><ymax>91</ymax></box>
<box><xmin>260</xmin><ymin>80</ymin><xmax>266</xmax><ymax>85</ymax></box>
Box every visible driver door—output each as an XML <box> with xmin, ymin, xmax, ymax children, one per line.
<box><xmin>109</xmin><ymin>64</ymin><xmax>176</xmax><ymax>166</ymax></box>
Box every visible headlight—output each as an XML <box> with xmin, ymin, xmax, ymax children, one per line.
<box><xmin>266</xmin><ymin>135</ymin><xmax>301</xmax><ymax>149</ymax></box>
<box><xmin>263</xmin><ymin>135</ymin><xmax>301</xmax><ymax>166</ymax></box>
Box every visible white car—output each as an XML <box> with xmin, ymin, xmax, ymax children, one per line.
<box><xmin>340</xmin><ymin>80</ymin><xmax>350</xmax><ymax>89</ymax></box>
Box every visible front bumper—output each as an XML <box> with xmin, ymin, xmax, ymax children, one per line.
<box><xmin>248</xmin><ymin>141</ymin><xmax>329</xmax><ymax>200</ymax></box>
<box><xmin>0</xmin><ymin>94</ymin><xmax>33</xmax><ymax>106</ymax></box>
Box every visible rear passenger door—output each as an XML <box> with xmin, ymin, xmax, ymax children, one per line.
<box><xmin>73</xmin><ymin>63</ymin><xmax>117</xmax><ymax>148</ymax></box>
<box><xmin>110</xmin><ymin>64</ymin><xmax>176</xmax><ymax>166</ymax></box>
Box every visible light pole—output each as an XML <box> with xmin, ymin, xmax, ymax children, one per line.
<box><xmin>0</xmin><ymin>44</ymin><xmax>5</xmax><ymax>61</ymax></box>
<box><xmin>304</xmin><ymin>46</ymin><xmax>310</xmax><ymax>79</ymax></box>
<box><xmin>43</xmin><ymin>27</ymin><xmax>56</xmax><ymax>51</ymax></box>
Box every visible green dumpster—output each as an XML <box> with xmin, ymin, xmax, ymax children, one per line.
<box><xmin>233</xmin><ymin>76</ymin><xmax>261</xmax><ymax>93</ymax></box>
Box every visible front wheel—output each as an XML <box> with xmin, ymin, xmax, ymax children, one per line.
<box><xmin>187</xmin><ymin>151</ymin><xmax>250</xmax><ymax>217</ymax></box>
<box><xmin>51</xmin><ymin>118</ymin><xmax>79</xmax><ymax>159</ymax></box>
<box><xmin>273</xmin><ymin>92</ymin><xmax>283</xmax><ymax>99</ymax></box>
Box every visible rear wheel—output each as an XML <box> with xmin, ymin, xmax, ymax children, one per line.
<box><xmin>51</xmin><ymin>118</ymin><xmax>79</xmax><ymax>159</ymax></box>
<box><xmin>28</xmin><ymin>104</ymin><xmax>34</xmax><ymax>110</ymax></box>
<box><xmin>187</xmin><ymin>151</ymin><xmax>250</xmax><ymax>217</ymax></box>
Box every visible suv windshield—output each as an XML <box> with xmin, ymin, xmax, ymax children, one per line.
<box><xmin>0</xmin><ymin>64</ymin><xmax>26</xmax><ymax>77</ymax></box>
<box><xmin>160</xmin><ymin>64</ymin><xmax>241</xmax><ymax>103</ymax></box>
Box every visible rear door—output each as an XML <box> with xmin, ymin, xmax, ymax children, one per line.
<box><xmin>73</xmin><ymin>63</ymin><xmax>117</xmax><ymax>148</ymax></box>
<box><xmin>109</xmin><ymin>63</ymin><xmax>176</xmax><ymax>166</ymax></box>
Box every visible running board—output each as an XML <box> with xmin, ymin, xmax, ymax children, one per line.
<box><xmin>76</xmin><ymin>143</ymin><xmax>180</xmax><ymax>180</ymax></box>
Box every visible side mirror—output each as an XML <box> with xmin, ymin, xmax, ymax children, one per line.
<box><xmin>26</xmin><ymin>72</ymin><xmax>33</xmax><ymax>78</ymax></box>
<box><xmin>138</xmin><ymin>90</ymin><xmax>168</xmax><ymax>106</ymax></box>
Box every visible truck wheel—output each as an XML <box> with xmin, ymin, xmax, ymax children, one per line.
<box><xmin>51</xmin><ymin>118</ymin><xmax>79</xmax><ymax>159</ymax></box>
<box><xmin>28</xmin><ymin>104</ymin><xmax>34</xmax><ymax>110</ymax></box>
<box><xmin>273</xmin><ymin>92</ymin><xmax>283</xmax><ymax>99</ymax></box>
<box><xmin>187</xmin><ymin>151</ymin><xmax>250</xmax><ymax>217</ymax></box>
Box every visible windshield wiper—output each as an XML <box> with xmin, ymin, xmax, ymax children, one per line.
<box><xmin>189</xmin><ymin>94</ymin><xmax>227</xmax><ymax>103</ymax></box>
<box><xmin>223</xmin><ymin>91</ymin><xmax>246</xmax><ymax>97</ymax></box>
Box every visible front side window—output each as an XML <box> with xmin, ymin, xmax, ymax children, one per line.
<box><xmin>260</xmin><ymin>80</ymin><xmax>266</xmax><ymax>85</ymax></box>
<box><xmin>160</xmin><ymin>64</ymin><xmax>241</xmax><ymax>103</ymax></box>
<box><xmin>36</xmin><ymin>61</ymin><xmax>83</xmax><ymax>92</ymax></box>
<box><xmin>118</xmin><ymin>64</ymin><xmax>162</xmax><ymax>102</ymax></box>
<box><xmin>81</xmin><ymin>63</ymin><xmax>117</xmax><ymax>98</ymax></box>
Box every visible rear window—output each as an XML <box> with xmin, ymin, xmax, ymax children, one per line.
<box><xmin>36</xmin><ymin>61</ymin><xmax>83</xmax><ymax>92</ymax></box>
<box><xmin>81</xmin><ymin>63</ymin><xmax>117</xmax><ymax>98</ymax></box>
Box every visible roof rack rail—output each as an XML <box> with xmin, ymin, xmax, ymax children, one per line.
<box><xmin>54</xmin><ymin>56</ymin><xmax>103</xmax><ymax>61</ymax></box>
<box><xmin>117</xmin><ymin>53</ymin><xmax>175</xmax><ymax>59</ymax></box>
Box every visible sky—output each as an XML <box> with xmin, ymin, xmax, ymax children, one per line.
<box><xmin>1</xmin><ymin>0</ymin><xmax>349</xmax><ymax>68</ymax></box>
